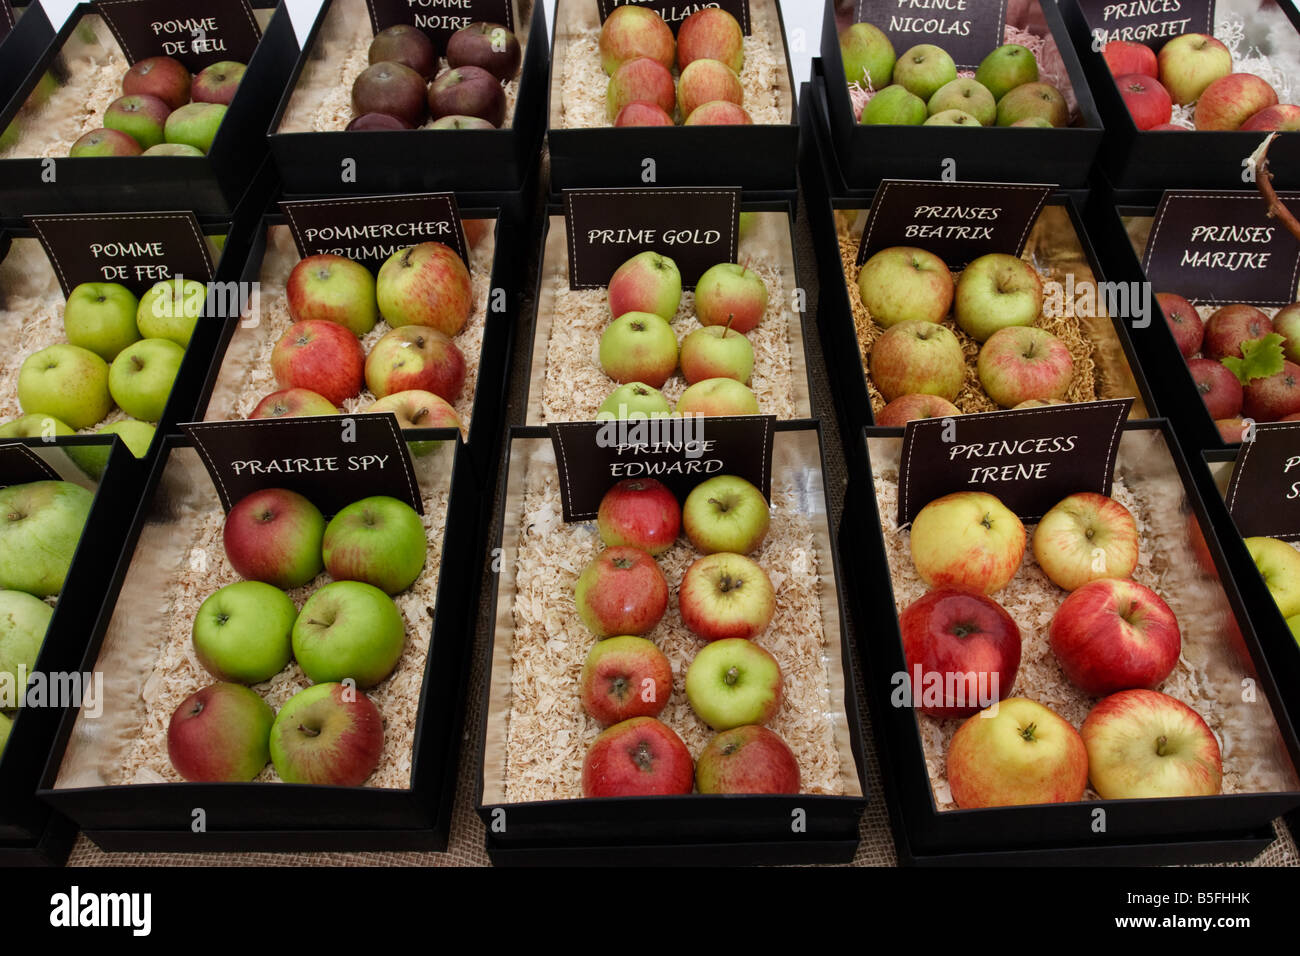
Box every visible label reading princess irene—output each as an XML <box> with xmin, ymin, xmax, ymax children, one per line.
<box><xmin>853</xmin><ymin>0</ymin><xmax>1008</xmax><ymax>70</ymax></box>
<box><xmin>1074</xmin><ymin>0</ymin><xmax>1214</xmax><ymax>44</ymax></box>
<box><xmin>1225</xmin><ymin>422</ymin><xmax>1300</xmax><ymax>539</ymax></box>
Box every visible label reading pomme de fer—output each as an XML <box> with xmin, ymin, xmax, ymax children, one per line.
<box><xmin>853</xmin><ymin>0</ymin><xmax>1007</xmax><ymax>70</ymax></box>
<box><xmin>1225</xmin><ymin>422</ymin><xmax>1300</xmax><ymax>540</ymax></box>
<box><xmin>280</xmin><ymin>192</ymin><xmax>468</xmax><ymax>273</ymax></box>
<box><xmin>94</xmin><ymin>0</ymin><xmax>262</xmax><ymax>71</ymax></box>
<box><xmin>366</xmin><ymin>0</ymin><xmax>514</xmax><ymax>53</ymax></box>
<box><xmin>595</xmin><ymin>0</ymin><xmax>752</xmax><ymax>34</ymax></box>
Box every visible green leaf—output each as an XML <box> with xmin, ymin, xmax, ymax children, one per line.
<box><xmin>1222</xmin><ymin>333</ymin><xmax>1286</xmax><ymax>385</ymax></box>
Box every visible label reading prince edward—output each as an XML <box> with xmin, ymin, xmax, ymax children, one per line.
<box><xmin>366</xmin><ymin>0</ymin><xmax>514</xmax><ymax>53</ymax></box>
<box><xmin>564</xmin><ymin>187</ymin><xmax>740</xmax><ymax>290</ymax></box>
<box><xmin>897</xmin><ymin>399</ymin><xmax>1132</xmax><ymax>526</ymax></box>
<box><xmin>1225</xmin><ymin>422</ymin><xmax>1300</xmax><ymax>539</ymax></box>
<box><xmin>596</xmin><ymin>0</ymin><xmax>752</xmax><ymax>34</ymax></box>
<box><xmin>280</xmin><ymin>193</ymin><xmax>468</xmax><ymax>273</ymax></box>
<box><xmin>181</xmin><ymin>415</ymin><xmax>426</xmax><ymax>515</ymax></box>
<box><xmin>549</xmin><ymin>415</ymin><xmax>774</xmax><ymax>521</ymax></box>
<box><xmin>1074</xmin><ymin>0</ymin><xmax>1213</xmax><ymax>45</ymax></box>
<box><xmin>94</xmin><ymin>0</ymin><xmax>262</xmax><ymax>71</ymax></box>
<box><xmin>853</xmin><ymin>0</ymin><xmax>1007</xmax><ymax>70</ymax></box>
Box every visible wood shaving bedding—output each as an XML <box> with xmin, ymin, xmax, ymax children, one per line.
<box><xmin>503</xmin><ymin>467</ymin><xmax>844</xmax><ymax>802</ymax></box>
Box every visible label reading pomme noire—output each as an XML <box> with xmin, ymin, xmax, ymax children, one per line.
<box><xmin>280</xmin><ymin>193</ymin><xmax>468</xmax><ymax>274</ymax></box>
<box><xmin>94</xmin><ymin>0</ymin><xmax>262</xmax><ymax>71</ymax></box>
<box><xmin>1074</xmin><ymin>0</ymin><xmax>1214</xmax><ymax>46</ymax></box>
<box><xmin>0</xmin><ymin>443</ymin><xmax>62</xmax><ymax>487</ymax></box>
<box><xmin>596</xmin><ymin>0</ymin><xmax>751</xmax><ymax>34</ymax></box>
<box><xmin>366</xmin><ymin>0</ymin><xmax>514</xmax><ymax>53</ymax></box>
<box><xmin>853</xmin><ymin>0</ymin><xmax>1007</xmax><ymax>70</ymax></box>
<box><xmin>896</xmin><ymin>399</ymin><xmax>1132</xmax><ymax>526</ymax></box>
<box><xmin>1225</xmin><ymin>422</ymin><xmax>1300</xmax><ymax>540</ymax></box>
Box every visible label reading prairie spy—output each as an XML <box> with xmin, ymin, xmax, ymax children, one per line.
<box><xmin>853</xmin><ymin>0</ymin><xmax>1008</xmax><ymax>70</ymax></box>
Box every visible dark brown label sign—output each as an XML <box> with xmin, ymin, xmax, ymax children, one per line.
<box><xmin>1143</xmin><ymin>190</ymin><xmax>1300</xmax><ymax>307</ymax></box>
<box><xmin>27</xmin><ymin>212</ymin><xmax>215</xmax><ymax>299</ymax></box>
<box><xmin>365</xmin><ymin>0</ymin><xmax>514</xmax><ymax>53</ymax></box>
<box><xmin>856</xmin><ymin>180</ymin><xmax>1053</xmax><ymax>269</ymax></box>
<box><xmin>1225</xmin><ymin>422</ymin><xmax>1300</xmax><ymax>540</ymax></box>
<box><xmin>564</xmin><ymin>187</ymin><xmax>741</xmax><ymax>290</ymax></box>
<box><xmin>94</xmin><ymin>0</ymin><xmax>262</xmax><ymax>71</ymax></box>
<box><xmin>596</xmin><ymin>0</ymin><xmax>752</xmax><ymax>34</ymax></box>
<box><xmin>280</xmin><ymin>193</ymin><xmax>468</xmax><ymax>274</ymax></box>
<box><xmin>896</xmin><ymin>399</ymin><xmax>1132</xmax><ymax>526</ymax></box>
<box><xmin>853</xmin><ymin>0</ymin><xmax>1006</xmax><ymax>70</ymax></box>
<box><xmin>180</xmin><ymin>415</ymin><xmax>427</xmax><ymax>515</ymax></box>
<box><xmin>0</xmin><ymin>443</ymin><xmax>61</xmax><ymax>487</ymax></box>
<box><xmin>549</xmin><ymin>415</ymin><xmax>774</xmax><ymax>521</ymax></box>
<box><xmin>1074</xmin><ymin>0</ymin><xmax>1213</xmax><ymax>46</ymax></box>
<box><xmin>0</xmin><ymin>1</ymin><xmax>15</xmax><ymax>42</ymax></box>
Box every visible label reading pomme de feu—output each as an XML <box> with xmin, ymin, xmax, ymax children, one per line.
<box><xmin>366</xmin><ymin>0</ymin><xmax>514</xmax><ymax>54</ymax></box>
<box><xmin>1225</xmin><ymin>422</ymin><xmax>1300</xmax><ymax>540</ymax></box>
<box><xmin>1074</xmin><ymin>0</ymin><xmax>1214</xmax><ymax>46</ymax></box>
<box><xmin>548</xmin><ymin>415</ymin><xmax>774</xmax><ymax>521</ymax></box>
<box><xmin>280</xmin><ymin>193</ymin><xmax>468</xmax><ymax>274</ymax></box>
<box><xmin>181</xmin><ymin>415</ymin><xmax>428</xmax><ymax>515</ymax></box>
<box><xmin>94</xmin><ymin>0</ymin><xmax>262</xmax><ymax>72</ymax></box>
<box><xmin>853</xmin><ymin>0</ymin><xmax>1007</xmax><ymax>70</ymax></box>
<box><xmin>856</xmin><ymin>179</ymin><xmax>1053</xmax><ymax>269</ymax></box>
<box><xmin>564</xmin><ymin>186</ymin><xmax>741</xmax><ymax>290</ymax></box>
<box><xmin>896</xmin><ymin>399</ymin><xmax>1132</xmax><ymax>526</ymax></box>
<box><xmin>1142</xmin><ymin>190</ymin><xmax>1300</xmax><ymax>307</ymax></box>
<box><xmin>595</xmin><ymin>0</ymin><xmax>752</xmax><ymax>34</ymax></box>
<box><xmin>0</xmin><ymin>443</ymin><xmax>62</xmax><ymax>488</ymax></box>
<box><xmin>27</xmin><ymin>211</ymin><xmax>215</xmax><ymax>299</ymax></box>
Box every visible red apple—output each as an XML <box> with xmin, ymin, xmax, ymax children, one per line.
<box><xmin>1204</xmin><ymin>304</ymin><xmax>1272</xmax><ymax>361</ymax></box>
<box><xmin>222</xmin><ymin>487</ymin><xmax>326</xmax><ymax>589</ymax></box>
<box><xmin>269</xmin><ymin>682</ymin><xmax>384</xmax><ymax>786</ymax></box>
<box><xmin>1241</xmin><ymin>104</ymin><xmax>1300</xmax><ymax>131</ymax></box>
<box><xmin>614</xmin><ymin>101</ymin><xmax>674</xmax><ymax>126</ymax></box>
<box><xmin>875</xmin><ymin>394</ymin><xmax>961</xmax><ymax>426</ymax></box>
<box><xmin>1187</xmin><ymin>358</ymin><xmax>1243</xmax><ymax>419</ymax></box>
<box><xmin>683</xmin><ymin>101</ymin><xmax>753</xmax><ymax>125</ymax></box>
<box><xmin>597</xmin><ymin>478</ymin><xmax>681</xmax><ymax>556</ymax></box>
<box><xmin>1216</xmin><ymin>417</ymin><xmax>1250</xmax><ymax>443</ymax></box>
<box><xmin>249</xmin><ymin>388</ymin><xmax>339</xmax><ymax>419</ymax></box>
<box><xmin>167</xmin><ymin>682</ymin><xmax>273</xmax><ymax>782</ymax></box>
<box><xmin>1156</xmin><ymin>292</ymin><xmax>1203</xmax><ymax>358</ymax></box>
<box><xmin>582</xmin><ymin>717</ymin><xmax>694</xmax><ymax>797</ymax></box>
<box><xmin>677</xmin><ymin>7</ymin><xmax>744</xmax><ymax>73</ymax></box>
<box><xmin>573</xmin><ymin>546</ymin><xmax>669</xmax><ymax>638</ymax></box>
<box><xmin>1103</xmin><ymin>41</ymin><xmax>1157</xmax><ymax>79</ymax></box>
<box><xmin>579</xmin><ymin>635</ymin><xmax>672</xmax><ymax>726</ymax></box>
<box><xmin>1148</xmin><ymin>122</ymin><xmax>1187</xmax><ymax>130</ymax></box>
<box><xmin>695</xmin><ymin>725</ymin><xmax>800</xmax><ymax>794</ymax></box>
<box><xmin>364</xmin><ymin>325</ymin><xmax>466</xmax><ymax>403</ymax></box>
<box><xmin>1116</xmin><ymin>73</ymin><xmax>1172</xmax><ymax>130</ymax></box>
<box><xmin>122</xmin><ymin>55</ymin><xmax>191</xmax><ymax>110</ymax></box>
<box><xmin>1081</xmin><ymin>689</ymin><xmax>1222</xmax><ymax>798</ymax></box>
<box><xmin>1243</xmin><ymin>360</ymin><xmax>1300</xmax><ymax>421</ymax></box>
<box><xmin>271</xmin><ymin>320</ymin><xmax>366</xmax><ymax>406</ymax></box>
<box><xmin>1195</xmin><ymin>73</ymin><xmax>1279</xmax><ymax>131</ymax></box>
<box><xmin>606</xmin><ymin>57</ymin><xmax>676</xmax><ymax>123</ymax></box>
<box><xmin>678</xmin><ymin>552</ymin><xmax>775</xmax><ymax>642</ymax></box>
<box><xmin>192</xmin><ymin>61</ymin><xmax>246</xmax><ymax>106</ymax></box>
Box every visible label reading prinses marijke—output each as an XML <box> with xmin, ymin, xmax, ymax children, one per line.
<box><xmin>1142</xmin><ymin>190</ymin><xmax>1300</xmax><ymax>307</ymax></box>
<box><xmin>897</xmin><ymin>399</ymin><xmax>1132</xmax><ymax>526</ymax></box>
<box><xmin>853</xmin><ymin>0</ymin><xmax>1006</xmax><ymax>70</ymax></box>
<box><xmin>366</xmin><ymin>0</ymin><xmax>514</xmax><ymax>53</ymax></box>
<box><xmin>596</xmin><ymin>0</ymin><xmax>752</xmax><ymax>34</ymax></box>
<box><xmin>94</xmin><ymin>0</ymin><xmax>262</xmax><ymax>71</ymax></box>
<box><xmin>1225</xmin><ymin>422</ymin><xmax>1300</xmax><ymax>540</ymax></box>
<box><xmin>1074</xmin><ymin>0</ymin><xmax>1213</xmax><ymax>46</ymax></box>
<box><xmin>280</xmin><ymin>193</ymin><xmax>468</xmax><ymax>274</ymax></box>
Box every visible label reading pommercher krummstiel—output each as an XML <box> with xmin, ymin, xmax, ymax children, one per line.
<box><xmin>548</xmin><ymin>415</ymin><xmax>774</xmax><ymax>521</ymax></box>
<box><xmin>27</xmin><ymin>211</ymin><xmax>215</xmax><ymax>299</ymax></box>
<box><xmin>1142</xmin><ymin>190</ymin><xmax>1300</xmax><ymax>307</ymax></box>
<box><xmin>853</xmin><ymin>0</ymin><xmax>1007</xmax><ymax>70</ymax></box>
<box><xmin>280</xmin><ymin>193</ymin><xmax>468</xmax><ymax>273</ymax></box>
<box><xmin>181</xmin><ymin>415</ymin><xmax>427</xmax><ymax>515</ymax></box>
<box><xmin>1074</xmin><ymin>0</ymin><xmax>1213</xmax><ymax>46</ymax></box>
<box><xmin>1225</xmin><ymin>422</ymin><xmax>1300</xmax><ymax>540</ymax></box>
<box><xmin>0</xmin><ymin>443</ymin><xmax>61</xmax><ymax>487</ymax></box>
<box><xmin>94</xmin><ymin>0</ymin><xmax>262</xmax><ymax>71</ymax></box>
<box><xmin>896</xmin><ymin>399</ymin><xmax>1133</xmax><ymax>526</ymax></box>
<box><xmin>366</xmin><ymin>0</ymin><xmax>514</xmax><ymax>53</ymax></box>
<box><xmin>595</xmin><ymin>0</ymin><xmax>752</xmax><ymax>34</ymax></box>
<box><xmin>855</xmin><ymin>179</ymin><xmax>1053</xmax><ymax>269</ymax></box>
<box><xmin>564</xmin><ymin>186</ymin><xmax>741</xmax><ymax>290</ymax></box>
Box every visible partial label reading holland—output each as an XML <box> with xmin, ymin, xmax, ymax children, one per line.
<box><xmin>548</xmin><ymin>415</ymin><xmax>774</xmax><ymax>521</ymax></box>
<box><xmin>280</xmin><ymin>193</ymin><xmax>468</xmax><ymax>273</ymax></box>
<box><xmin>94</xmin><ymin>0</ymin><xmax>262</xmax><ymax>71</ymax></box>
<box><xmin>596</xmin><ymin>0</ymin><xmax>752</xmax><ymax>34</ymax></box>
<box><xmin>27</xmin><ymin>211</ymin><xmax>215</xmax><ymax>299</ymax></box>
<box><xmin>1142</xmin><ymin>190</ymin><xmax>1300</xmax><ymax>307</ymax></box>
<box><xmin>564</xmin><ymin>186</ymin><xmax>740</xmax><ymax>290</ymax></box>
<box><xmin>853</xmin><ymin>0</ymin><xmax>1006</xmax><ymax>70</ymax></box>
<box><xmin>366</xmin><ymin>0</ymin><xmax>514</xmax><ymax>53</ymax></box>
<box><xmin>896</xmin><ymin>399</ymin><xmax>1132</xmax><ymax>526</ymax></box>
<box><xmin>0</xmin><ymin>443</ymin><xmax>62</xmax><ymax>488</ymax></box>
<box><xmin>856</xmin><ymin>179</ymin><xmax>1053</xmax><ymax>269</ymax></box>
<box><xmin>1225</xmin><ymin>422</ymin><xmax>1300</xmax><ymax>540</ymax></box>
<box><xmin>1074</xmin><ymin>0</ymin><xmax>1213</xmax><ymax>45</ymax></box>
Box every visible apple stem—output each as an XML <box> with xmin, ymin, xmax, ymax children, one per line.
<box><xmin>634</xmin><ymin>741</ymin><xmax>654</xmax><ymax>772</ymax></box>
<box><xmin>724</xmin><ymin>314</ymin><xmax>736</xmax><ymax>337</ymax></box>
<box><xmin>1020</xmin><ymin>722</ymin><xmax>1037</xmax><ymax>742</ymax></box>
<box><xmin>1155</xmin><ymin>735</ymin><xmax>1168</xmax><ymax>757</ymax></box>
<box><xmin>299</xmin><ymin>724</ymin><xmax>320</xmax><ymax>739</ymax></box>
<box><xmin>708</xmin><ymin>497</ymin><xmax>728</xmax><ymax>513</ymax></box>
<box><xmin>725</xmin><ymin>666</ymin><xmax>739</xmax><ymax>686</ymax></box>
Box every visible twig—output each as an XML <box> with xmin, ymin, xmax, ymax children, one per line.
<box><xmin>1254</xmin><ymin>132</ymin><xmax>1300</xmax><ymax>242</ymax></box>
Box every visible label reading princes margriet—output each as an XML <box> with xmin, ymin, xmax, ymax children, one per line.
<box><xmin>1074</xmin><ymin>0</ymin><xmax>1215</xmax><ymax>44</ymax></box>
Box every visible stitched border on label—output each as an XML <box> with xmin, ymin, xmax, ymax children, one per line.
<box><xmin>1227</xmin><ymin>420</ymin><xmax>1300</xmax><ymax>540</ymax></box>
<box><xmin>0</xmin><ymin>0</ymin><xmax>15</xmax><ymax>31</ymax></box>
<box><xmin>96</xmin><ymin>0</ymin><xmax>261</xmax><ymax>63</ymax></box>
<box><xmin>281</xmin><ymin>194</ymin><xmax>467</xmax><ymax>266</ymax></box>
<box><xmin>0</xmin><ymin>443</ymin><xmax>61</xmax><ymax>484</ymax></box>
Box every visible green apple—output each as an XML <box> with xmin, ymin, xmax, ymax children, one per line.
<box><xmin>1288</xmin><ymin>614</ymin><xmax>1300</xmax><ymax>646</ymax></box>
<box><xmin>859</xmin><ymin>84</ymin><xmax>926</xmax><ymax>125</ymax></box>
<box><xmin>18</xmin><ymin>344</ymin><xmax>112</xmax><ymax>429</ymax></box>
<box><xmin>192</xmin><ymin>581</ymin><xmax>296</xmax><ymax>684</ymax></box>
<box><xmin>0</xmin><ymin>481</ymin><xmax>93</xmax><ymax>596</ymax></box>
<box><xmin>322</xmin><ymin>496</ymin><xmax>427</xmax><ymax>595</ymax></box>
<box><xmin>137</xmin><ymin>277</ymin><xmax>205</xmax><ymax>346</ymax></box>
<box><xmin>599</xmin><ymin>312</ymin><xmax>679</xmax><ymax>389</ymax></box>
<box><xmin>893</xmin><ymin>44</ymin><xmax>957</xmax><ymax>101</ymax></box>
<box><xmin>928</xmin><ymin>78</ymin><xmax>996</xmax><ymax>125</ymax></box>
<box><xmin>0</xmin><ymin>414</ymin><xmax>74</xmax><ymax>440</ymax></box>
<box><xmin>996</xmin><ymin>82</ymin><xmax>1068</xmax><ymax>127</ymax></box>
<box><xmin>108</xmin><ymin>338</ymin><xmax>185</xmax><ymax>422</ymax></box>
<box><xmin>682</xmin><ymin>474</ymin><xmax>770</xmax><ymax>554</ymax></box>
<box><xmin>269</xmin><ymin>682</ymin><xmax>384</xmax><ymax>785</ymax></box>
<box><xmin>291</xmin><ymin>581</ymin><xmax>405</xmax><ymax>688</ymax></box>
<box><xmin>66</xmin><ymin>420</ymin><xmax>156</xmax><ymax>480</ymax></box>
<box><xmin>694</xmin><ymin>262</ymin><xmax>768</xmax><ymax>334</ymax></box>
<box><xmin>63</xmin><ymin>282</ymin><xmax>141</xmax><ymax>360</ymax></box>
<box><xmin>0</xmin><ymin>589</ymin><xmax>53</xmax><ymax>690</ymax></box>
<box><xmin>925</xmin><ymin>108</ymin><xmax>981</xmax><ymax>126</ymax></box>
<box><xmin>685</xmin><ymin>638</ymin><xmax>783</xmax><ymax>730</ymax></box>
<box><xmin>167</xmin><ymin>682</ymin><xmax>274</xmax><ymax>782</ymax></box>
<box><xmin>840</xmin><ymin>22</ymin><xmax>895</xmax><ymax>88</ymax></box>
<box><xmin>597</xmin><ymin>382</ymin><xmax>672</xmax><ymax>420</ymax></box>
<box><xmin>954</xmin><ymin>253</ymin><xmax>1044</xmax><ymax>342</ymax></box>
<box><xmin>679</xmin><ymin>325</ymin><xmax>753</xmax><ymax>385</ymax></box>
<box><xmin>974</xmin><ymin>43</ymin><xmax>1039</xmax><ymax>101</ymax></box>
<box><xmin>856</xmin><ymin>246</ymin><xmax>954</xmax><ymax>327</ymax></box>
<box><xmin>142</xmin><ymin>143</ymin><xmax>205</xmax><ymax>156</ymax></box>
<box><xmin>1245</xmin><ymin>536</ymin><xmax>1300</xmax><ymax>618</ymax></box>
<box><xmin>164</xmin><ymin>102</ymin><xmax>228</xmax><ymax>153</ymax></box>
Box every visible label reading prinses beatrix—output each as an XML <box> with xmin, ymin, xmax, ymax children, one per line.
<box><xmin>280</xmin><ymin>193</ymin><xmax>468</xmax><ymax>273</ymax></box>
<box><xmin>853</xmin><ymin>0</ymin><xmax>1007</xmax><ymax>70</ymax></box>
<box><xmin>94</xmin><ymin>0</ymin><xmax>262</xmax><ymax>71</ymax></box>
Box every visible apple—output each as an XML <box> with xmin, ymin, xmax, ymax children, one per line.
<box><xmin>977</xmin><ymin>326</ymin><xmax>1074</xmax><ymax>407</ymax></box>
<box><xmin>0</xmin><ymin>482</ymin><xmax>92</xmax><ymax>596</ymax></box>
<box><xmin>1194</xmin><ymin>73</ymin><xmax>1278</xmax><ymax>131</ymax></box>
<box><xmin>69</xmin><ymin>128</ymin><xmax>142</xmax><ymax>157</ymax></box>
<box><xmin>347</xmin><ymin>112</ymin><xmax>413</xmax><ymax>130</ymax></box>
<box><xmin>1188</xmin><ymin>357</ymin><xmax>1243</xmax><ymax>419</ymax></box>
<box><xmin>1103</xmin><ymin>40</ymin><xmax>1157</xmax><ymax>79</ymax></box>
<box><xmin>123</xmin><ymin>55</ymin><xmax>191</xmax><ymax>110</ymax></box>
<box><xmin>598</xmin><ymin>478</ymin><xmax>681</xmax><ymax>556</ymax></box>
<box><xmin>1217</xmin><ymin>417</ymin><xmax>1251</xmax><ymax>443</ymax></box>
<box><xmin>192</xmin><ymin>61</ymin><xmax>246</xmax><ymax>105</ymax></box>
<box><xmin>870</xmin><ymin>320</ymin><xmax>965</xmax><ymax>402</ymax></box>
<box><xmin>1148</xmin><ymin>122</ymin><xmax>1188</xmax><ymax>130</ymax></box>
<box><xmin>597</xmin><ymin>382</ymin><xmax>672</xmax><ymax>419</ymax></box>
<box><xmin>63</xmin><ymin>281</ymin><xmax>141</xmax><ymax>360</ymax></box>
<box><xmin>269</xmin><ymin>682</ymin><xmax>384</xmax><ymax>785</ymax></box>
<box><xmin>365</xmin><ymin>389</ymin><xmax>463</xmax><ymax>438</ymax></box>
<box><xmin>353</xmin><ymin>61</ymin><xmax>427</xmax><ymax>127</ymax></box>
<box><xmin>582</xmin><ymin>717</ymin><xmax>693</xmax><ymax>797</ymax></box>
<box><xmin>614</xmin><ymin>101</ymin><xmax>674</xmax><ymax>126</ymax></box>
<box><xmin>1010</xmin><ymin>117</ymin><xmax>1054</xmax><ymax>128</ymax></box>
<box><xmin>580</xmin><ymin>635</ymin><xmax>672</xmax><ymax>726</ymax></box>
<box><xmin>1114</xmin><ymin>73</ymin><xmax>1172</xmax><ymax>129</ymax></box>
<box><xmin>322</xmin><ymin>496</ymin><xmax>427</xmax><ymax>595</ymax></box>
<box><xmin>163</xmin><ymin>102</ymin><xmax>227</xmax><ymax>153</ymax></box>
<box><xmin>694</xmin><ymin>263</ymin><xmax>768</xmax><ymax>334</ymax></box>
<box><xmin>66</xmin><ymin>419</ymin><xmax>155</xmax><ymax>479</ymax></box>
<box><xmin>679</xmin><ymin>552</ymin><xmax>775</xmax><ymax>642</ymax></box>
<box><xmin>574</xmin><ymin>546</ymin><xmax>669</xmax><ymax>638</ymax></box>
<box><xmin>192</xmin><ymin>581</ymin><xmax>296</xmax><ymax>683</ymax></box>
<box><xmin>369</xmin><ymin>25</ymin><xmax>437</xmax><ymax>78</ymax></box>
<box><xmin>1081</xmin><ymin>689</ymin><xmax>1221</xmax><ymax>798</ymax></box>
<box><xmin>1033</xmin><ymin>492</ymin><xmax>1139</xmax><ymax>591</ymax></box>
<box><xmin>856</xmin><ymin>246</ymin><xmax>953</xmax><ymax>327</ymax></box>
<box><xmin>925</xmin><ymin>109</ymin><xmax>980</xmax><ymax>126</ymax></box>
<box><xmin>108</xmin><ymin>338</ymin><xmax>184</xmax><ymax>422</ymax></box>
<box><xmin>1275</xmin><ymin>303</ymin><xmax>1300</xmax><ymax>364</ymax></box>
<box><xmin>899</xmin><ymin>588</ymin><xmax>1020</xmax><ymax>718</ymax></box>
<box><xmin>1245</xmin><ymin>535</ymin><xmax>1300</xmax><ymax>617</ymax></box>
<box><xmin>250</xmin><ymin>388</ymin><xmax>339</xmax><ymax>419</ymax></box>
<box><xmin>910</xmin><ymin>491</ymin><xmax>1025</xmax><ymax>595</ymax></box>
<box><xmin>1049</xmin><ymin>578</ymin><xmax>1181</xmax><ymax>695</ymax></box>
<box><xmin>677</xmin><ymin>7</ymin><xmax>744</xmax><ymax>73</ymax></box>
<box><xmin>683</xmin><ymin>101</ymin><xmax>753</xmax><ymax>125</ymax></box>
<box><xmin>1204</xmin><ymin>304</ymin><xmax>1272</xmax><ymax>360</ymax></box>
<box><xmin>859</xmin><ymin>84</ymin><xmax>927</xmax><ymax>125</ymax></box>
<box><xmin>1244</xmin><ymin>360</ymin><xmax>1300</xmax><ymax>421</ymax></box>
<box><xmin>1157</xmin><ymin>33</ymin><xmax>1232</xmax><ymax>105</ymax></box>
<box><xmin>223</xmin><ymin>488</ymin><xmax>325</xmax><ymax>589</ymax></box>
<box><xmin>18</xmin><ymin>344</ymin><xmax>112</xmax><ymax>429</ymax></box>
<box><xmin>285</xmin><ymin>254</ymin><xmax>378</xmax><ymax>337</ymax></box>
<box><xmin>136</xmin><ymin>277</ymin><xmax>205</xmax><ymax>347</ymax></box>
<box><xmin>927</xmin><ymin>78</ymin><xmax>995</xmax><ymax>126</ymax></box>
<box><xmin>1156</xmin><ymin>292</ymin><xmax>1203</xmax><ymax>358</ymax></box>
<box><xmin>695</xmin><ymin>725</ymin><xmax>800</xmax><ymax>794</ymax></box>
<box><xmin>143</xmin><ymin>142</ymin><xmax>206</xmax><ymax>155</ymax></box>
<box><xmin>893</xmin><ymin>44</ymin><xmax>957</xmax><ymax>101</ymax></box>
<box><xmin>292</xmin><ymin>580</ymin><xmax>405</xmax><ymax>687</ymax></box>
<box><xmin>675</xmin><ymin>378</ymin><xmax>759</xmax><ymax>416</ymax></box>
<box><xmin>0</xmin><ymin>414</ymin><xmax>73</xmax><ymax>440</ymax></box>
<box><xmin>996</xmin><ymin>82</ymin><xmax>1069</xmax><ymax>127</ymax></box>
<box><xmin>599</xmin><ymin>311</ymin><xmax>678</xmax><ymax>388</ymax></box>
<box><xmin>375</xmin><ymin>242</ymin><xmax>472</xmax><ymax>336</ymax></box>
<box><xmin>685</xmin><ymin>638</ymin><xmax>782</xmax><ymax>730</ymax></box>
<box><xmin>680</xmin><ymin>324</ymin><xmax>753</xmax><ymax>385</ymax></box>
<box><xmin>1240</xmin><ymin>104</ymin><xmax>1300</xmax><ymax>131</ymax></box>
<box><xmin>839</xmin><ymin>22</ymin><xmax>895</xmax><ymax>89</ymax></box>
<box><xmin>975</xmin><ymin>43</ymin><xmax>1038</xmax><ymax>100</ymax></box>
<box><xmin>167</xmin><ymin>682</ymin><xmax>273</xmax><ymax>782</ymax></box>
<box><xmin>677</xmin><ymin>58</ymin><xmax>743</xmax><ymax>118</ymax></box>
<box><xmin>103</xmin><ymin>93</ymin><xmax>169</xmax><ymax>149</ymax></box>
<box><xmin>682</xmin><ymin>474</ymin><xmax>769</xmax><ymax>554</ymax></box>
<box><xmin>954</xmin><ymin>253</ymin><xmax>1043</xmax><ymax>342</ymax></box>
<box><xmin>428</xmin><ymin>65</ymin><xmax>505</xmax><ymax>127</ymax></box>
<box><xmin>271</xmin><ymin>320</ymin><xmax>365</xmax><ymax>406</ymax></box>
<box><xmin>947</xmin><ymin>697</ymin><xmax>1088</xmax><ymax>808</ymax></box>
<box><xmin>875</xmin><ymin>393</ymin><xmax>960</xmax><ymax>426</ymax></box>
<box><xmin>599</xmin><ymin>5</ymin><xmax>675</xmax><ymax>75</ymax></box>
<box><xmin>608</xmin><ymin>251</ymin><xmax>681</xmax><ymax>321</ymax></box>
<box><xmin>365</xmin><ymin>324</ymin><xmax>466</xmax><ymax>403</ymax></box>
<box><xmin>606</xmin><ymin>57</ymin><xmax>675</xmax><ymax>123</ymax></box>
<box><xmin>0</xmin><ymin>589</ymin><xmax>51</xmax><ymax>689</ymax></box>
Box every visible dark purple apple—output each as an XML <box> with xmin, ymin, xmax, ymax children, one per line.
<box><xmin>346</xmin><ymin>112</ymin><xmax>414</xmax><ymax>131</ymax></box>
<box><xmin>1187</xmin><ymin>357</ymin><xmax>1243</xmax><ymax>420</ymax></box>
<box><xmin>445</xmin><ymin>22</ymin><xmax>522</xmax><ymax>82</ymax></box>
<box><xmin>427</xmin><ymin>66</ymin><xmax>505</xmax><ymax>127</ymax></box>
<box><xmin>122</xmin><ymin>55</ymin><xmax>191</xmax><ymax>110</ymax></box>
<box><xmin>368</xmin><ymin>24</ymin><xmax>437</xmax><ymax>78</ymax></box>
<box><xmin>353</xmin><ymin>61</ymin><xmax>428</xmax><ymax>127</ymax></box>
<box><xmin>430</xmin><ymin>115</ymin><xmax>495</xmax><ymax>129</ymax></box>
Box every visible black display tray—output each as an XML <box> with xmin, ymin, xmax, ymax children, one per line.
<box><xmin>0</xmin><ymin>2</ymin><xmax>50</xmax><ymax>116</ymax></box>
